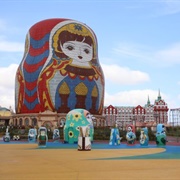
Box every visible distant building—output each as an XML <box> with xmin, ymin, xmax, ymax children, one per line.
<box><xmin>169</xmin><ymin>108</ymin><xmax>180</xmax><ymax>126</ymax></box>
<box><xmin>0</xmin><ymin>91</ymin><xmax>170</xmax><ymax>129</ymax></box>
<box><xmin>0</xmin><ymin>106</ymin><xmax>14</xmax><ymax>126</ymax></box>
<box><xmin>103</xmin><ymin>90</ymin><xmax>169</xmax><ymax>129</ymax></box>
<box><xmin>153</xmin><ymin>90</ymin><xmax>169</xmax><ymax>124</ymax></box>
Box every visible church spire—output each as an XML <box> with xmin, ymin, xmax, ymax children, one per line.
<box><xmin>157</xmin><ymin>89</ymin><xmax>161</xmax><ymax>101</ymax></box>
<box><xmin>147</xmin><ymin>95</ymin><xmax>150</xmax><ymax>105</ymax></box>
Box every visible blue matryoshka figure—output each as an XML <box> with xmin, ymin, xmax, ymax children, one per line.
<box><xmin>156</xmin><ymin>124</ymin><xmax>167</xmax><ymax>146</ymax></box>
<box><xmin>140</xmin><ymin>127</ymin><xmax>149</xmax><ymax>146</ymax></box>
<box><xmin>3</xmin><ymin>126</ymin><xmax>10</xmax><ymax>142</ymax></box>
<box><xmin>126</xmin><ymin>125</ymin><xmax>136</xmax><ymax>145</ymax></box>
<box><xmin>28</xmin><ymin>128</ymin><xmax>37</xmax><ymax>143</ymax></box>
<box><xmin>109</xmin><ymin>127</ymin><xmax>121</xmax><ymax>145</ymax></box>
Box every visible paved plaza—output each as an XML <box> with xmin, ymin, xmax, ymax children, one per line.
<box><xmin>0</xmin><ymin>141</ymin><xmax>180</xmax><ymax>180</ymax></box>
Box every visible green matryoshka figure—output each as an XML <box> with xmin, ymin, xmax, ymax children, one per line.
<box><xmin>63</xmin><ymin>109</ymin><xmax>94</xmax><ymax>144</ymax></box>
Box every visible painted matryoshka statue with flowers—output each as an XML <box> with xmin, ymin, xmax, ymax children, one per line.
<box><xmin>63</xmin><ymin>109</ymin><xmax>94</xmax><ymax>144</ymax></box>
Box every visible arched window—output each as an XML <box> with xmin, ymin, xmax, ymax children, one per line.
<box><xmin>19</xmin><ymin>118</ymin><xmax>23</xmax><ymax>126</ymax></box>
<box><xmin>15</xmin><ymin>119</ymin><xmax>17</xmax><ymax>126</ymax></box>
<box><xmin>32</xmin><ymin>118</ymin><xmax>37</xmax><ymax>126</ymax></box>
<box><xmin>25</xmin><ymin>118</ymin><xmax>29</xmax><ymax>126</ymax></box>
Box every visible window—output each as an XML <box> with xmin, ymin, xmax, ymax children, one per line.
<box><xmin>19</xmin><ymin>119</ymin><xmax>22</xmax><ymax>126</ymax></box>
<box><xmin>25</xmin><ymin>118</ymin><xmax>29</xmax><ymax>126</ymax></box>
<box><xmin>32</xmin><ymin>118</ymin><xmax>37</xmax><ymax>126</ymax></box>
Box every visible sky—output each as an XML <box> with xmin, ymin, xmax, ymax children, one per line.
<box><xmin>0</xmin><ymin>0</ymin><xmax>180</xmax><ymax>113</ymax></box>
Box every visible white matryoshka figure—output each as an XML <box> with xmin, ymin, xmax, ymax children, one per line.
<box><xmin>3</xmin><ymin>126</ymin><xmax>10</xmax><ymax>142</ymax></box>
<box><xmin>53</xmin><ymin>129</ymin><xmax>60</xmax><ymax>142</ymax></box>
<box><xmin>78</xmin><ymin>126</ymin><xmax>91</xmax><ymax>151</ymax></box>
<box><xmin>28</xmin><ymin>128</ymin><xmax>37</xmax><ymax>142</ymax></box>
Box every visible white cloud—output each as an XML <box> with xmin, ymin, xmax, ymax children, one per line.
<box><xmin>0</xmin><ymin>63</ymin><xmax>178</xmax><ymax>112</ymax></box>
<box><xmin>0</xmin><ymin>19</ymin><xmax>25</xmax><ymax>52</ymax></box>
<box><xmin>139</xmin><ymin>0</ymin><xmax>180</xmax><ymax>17</ymax></box>
<box><xmin>102</xmin><ymin>63</ymin><xmax>150</xmax><ymax>85</ymax></box>
<box><xmin>104</xmin><ymin>89</ymin><xmax>180</xmax><ymax>110</ymax></box>
<box><xmin>0</xmin><ymin>19</ymin><xmax>7</xmax><ymax>32</ymax></box>
<box><xmin>113</xmin><ymin>42</ymin><xmax>149</xmax><ymax>60</ymax></box>
<box><xmin>0</xmin><ymin>64</ymin><xmax>18</xmax><ymax>110</ymax></box>
<box><xmin>154</xmin><ymin>43</ymin><xmax>180</xmax><ymax>64</ymax></box>
<box><xmin>117</xmin><ymin>0</ymin><xmax>180</xmax><ymax>17</ymax></box>
<box><xmin>104</xmin><ymin>89</ymin><xmax>160</xmax><ymax>107</ymax></box>
<box><xmin>0</xmin><ymin>39</ymin><xmax>24</xmax><ymax>52</ymax></box>
<box><xmin>167</xmin><ymin>98</ymin><xmax>180</xmax><ymax>109</ymax></box>
<box><xmin>113</xmin><ymin>42</ymin><xmax>180</xmax><ymax>66</ymax></box>
<box><xmin>177</xmin><ymin>94</ymin><xmax>180</xmax><ymax>104</ymax></box>
<box><xmin>160</xmin><ymin>1</ymin><xmax>180</xmax><ymax>15</ymax></box>
<box><xmin>112</xmin><ymin>42</ymin><xmax>155</xmax><ymax>66</ymax></box>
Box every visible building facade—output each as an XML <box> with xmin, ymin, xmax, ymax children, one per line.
<box><xmin>1</xmin><ymin>91</ymin><xmax>169</xmax><ymax>129</ymax></box>
<box><xmin>103</xmin><ymin>91</ymin><xmax>169</xmax><ymax>129</ymax></box>
<box><xmin>0</xmin><ymin>107</ymin><xmax>14</xmax><ymax>126</ymax></box>
<box><xmin>10</xmin><ymin>111</ymin><xmax>105</xmax><ymax>129</ymax></box>
<box><xmin>169</xmin><ymin>108</ymin><xmax>180</xmax><ymax>126</ymax></box>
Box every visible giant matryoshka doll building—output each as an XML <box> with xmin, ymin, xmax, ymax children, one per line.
<box><xmin>13</xmin><ymin>18</ymin><xmax>105</xmax><ymax>128</ymax></box>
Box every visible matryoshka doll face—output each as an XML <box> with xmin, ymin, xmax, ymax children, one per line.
<box><xmin>40</xmin><ymin>130</ymin><xmax>46</xmax><ymax>136</ymax></box>
<box><xmin>53</xmin><ymin>22</ymin><xmax>96</xmax><ymax>67</ymax></box>
<box><xmin>60</xmin><ymin>40</ymin><xmax>93</xmax><ymax>64</ymax></box>
<box><xmin>127</xmin><ymin>126</ymin><xmax>132</xmax><ymax>132</ymax></box>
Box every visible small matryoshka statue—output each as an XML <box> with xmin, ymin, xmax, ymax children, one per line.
<box><xmin>78</xmin><ymin>126</ymin><xmax>91</xmax><ymax>151</ymax></box>
<box><xmin>126</xmin><ymin>125</ymin><xmax>136</xmax><ymax>145</ymax></box>
<box><xmin>53</xmin><ymin>129</ymin><xmax>60</xmax><ymax>142</ymax></box>
<box><xmin>140</xmin><ymin>127</ymin><xmax>149</xmax><ymax>146</ymax></box>
<box><xmin>63</xmin><ymin>109</ymin><xmax>94</xmax><ymax>144</ymax></box>
<box><xmin>109</xmin><ymin>125</ymin><xmax>122</xmax><ymax>145</ymax></box>
<box><xmin>156</xmin><ymin>124</ymin><xmax>167</xmax><ymax>146</ymax></box>
<box><xmin>38</xmin><ymin>127</ymin><xmax>48</xmax><ymax>147</ymax></box>
<box><xmin>28</xmin><ymin>128</ymin><xmax>37</xmax><ymax>143</ymax></box>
